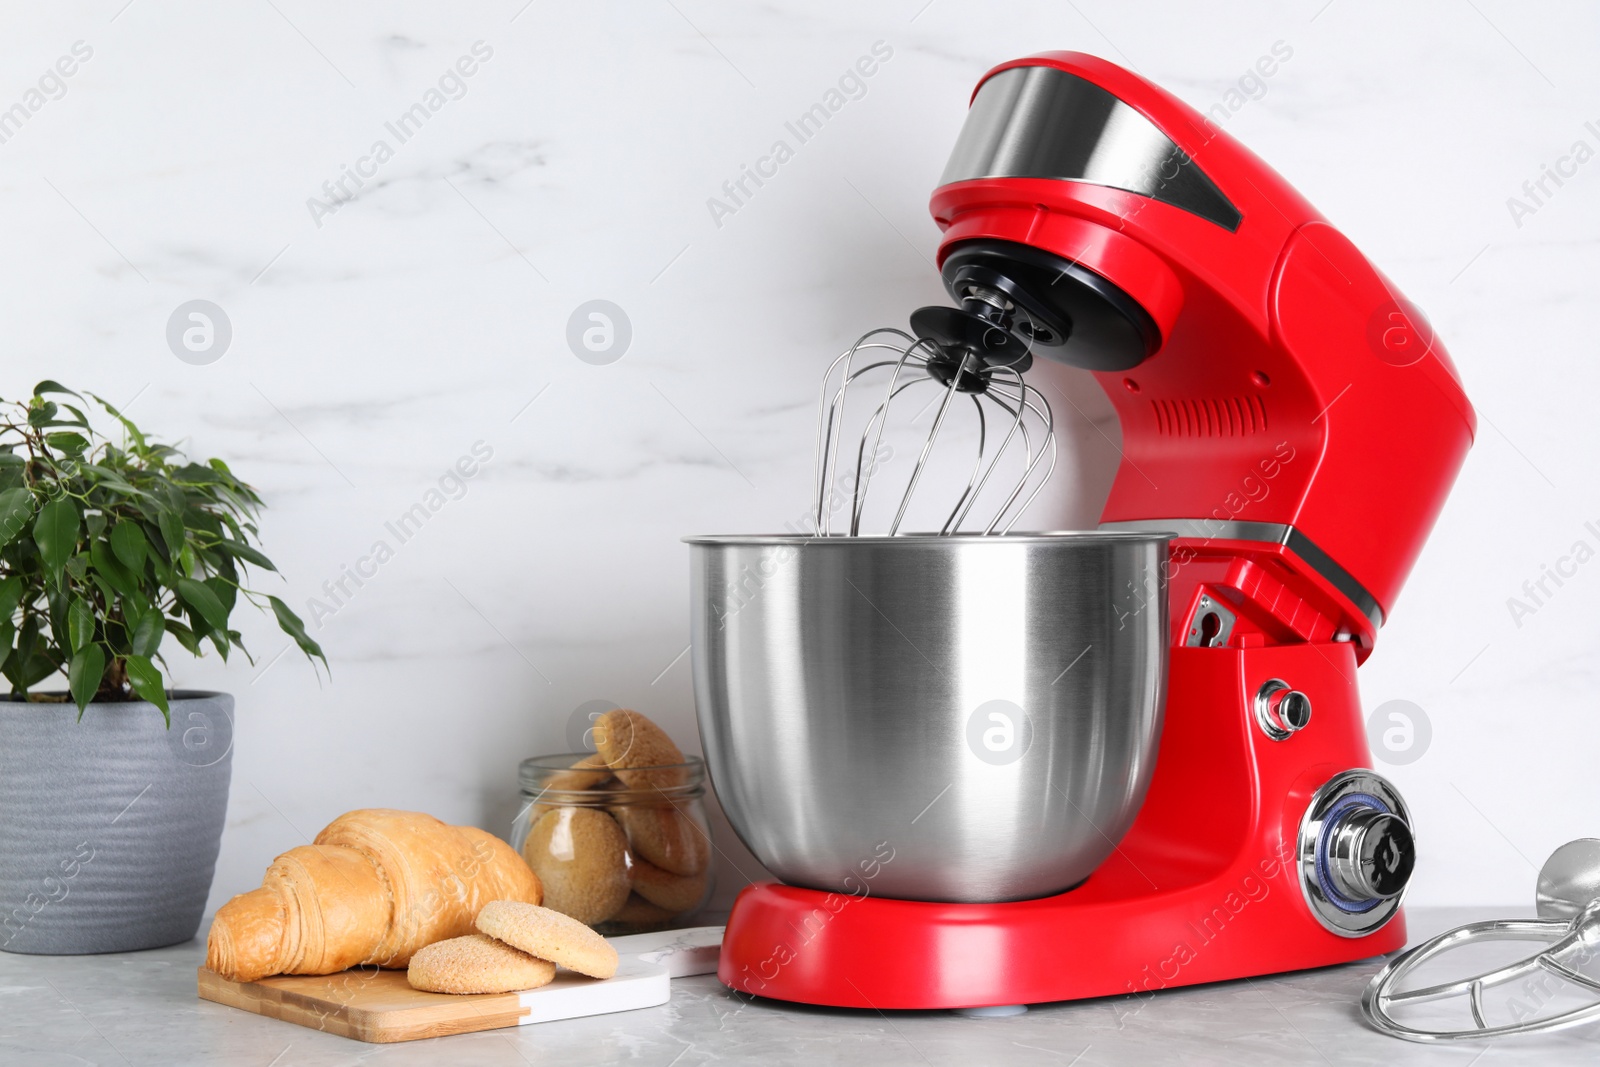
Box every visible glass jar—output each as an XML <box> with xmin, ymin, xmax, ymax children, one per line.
<box><xmin>511</xmin><ymin>752</ymin><xmax>714</xmax><ymax>934</ymax></box>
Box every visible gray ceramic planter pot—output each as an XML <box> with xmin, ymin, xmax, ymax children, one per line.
<box><xmin>0</xmin><ymin>691</ymin><xmax>232</xmax><ymax>954</ymax></box>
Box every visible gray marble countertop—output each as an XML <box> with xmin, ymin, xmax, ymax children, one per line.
<box><xmin>2</xmin><ymin>908</ymin><xmax>1594</xmax><ymax>1066</ymax></box>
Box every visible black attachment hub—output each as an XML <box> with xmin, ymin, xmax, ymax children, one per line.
<box><xmin>910</xmin><ymin>293</ymin><xmax>1035</xmax><ymax>395</ymax></box>
<box><xmin>938</xmin><ymin>239</ymin><xmax>1162</xmax><ymax>372</ymax></box>
<box><xmin>922</xmin><ymin>349</ymin><xmax>997</xmax><ymax>393</ymax></box>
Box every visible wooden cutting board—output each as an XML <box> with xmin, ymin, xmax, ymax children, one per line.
<box><xmin>197</xmin><ymin>957</ymin><xmax>669</xmax><ymax>1043</ymax></box>
<box><xmin>196</xmin><ymin>927</ymin><xmax>722</xmax><ymax>1044</ymax></box>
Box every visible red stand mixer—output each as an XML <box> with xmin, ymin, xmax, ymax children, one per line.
<box><xmin>694</xmin><ymin>52</ymin><xmax>1476</xmax><ymax>1010</ymax></box>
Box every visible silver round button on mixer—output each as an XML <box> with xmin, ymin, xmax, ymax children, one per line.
<box><xmin>1297</xmin><ymin>770</ymin><xmax>1414</xmax><ymax>936</ymax></box>
<box><xmin>1254</xmin><ymin>678</ymin><xmax>1312</xmax><ymax>740</ymax></box>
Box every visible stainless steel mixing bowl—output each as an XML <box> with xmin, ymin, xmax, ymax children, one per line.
<box><xmin>687</xmin><ymin>532</ymin><xmax>1170</xmax><ymax>903</ymax></box>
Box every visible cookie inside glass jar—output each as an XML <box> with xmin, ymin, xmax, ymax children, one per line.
<box><xmin>511</xmin><ymin>710</ymin><xmax>714</xmax><ymax>933</ymax></box>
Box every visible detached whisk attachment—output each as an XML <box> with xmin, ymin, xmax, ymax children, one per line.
<box><xmin>1363</xmin><ymin>839</ymin><xmax>1600</xmax><ymax>1042</ymax></box>
<box><xmin>812</xmin><ymin>299</ymin><xmax>1056</xmax><ymax>537</ymax></box>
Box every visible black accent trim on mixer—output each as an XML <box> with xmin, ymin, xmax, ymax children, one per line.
<box><xmin>939</xmin><ymin>240</ymin><xmax>1162</xmax><ymax>373</ymax></box>
<box><xmin>1283</xmin><ymin>527</ymin><xmax>1385</xmax><ymax>631</ymax></box>
<box><xmin>1097</xmin><ymin>518</ymin><xmax>1385</xmax><ymax>630</ymax></box>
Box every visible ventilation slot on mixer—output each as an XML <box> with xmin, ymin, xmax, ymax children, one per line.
<box><xmin>1151</xmin><ymin>396</ymin><xmax>1268</xmax><ymax>436</ymax></box>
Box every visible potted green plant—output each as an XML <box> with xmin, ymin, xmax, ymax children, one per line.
<box><xmin>0</xmin><ymin>382</ymin><xmax>324</xmax><ymax>954</ymax></box>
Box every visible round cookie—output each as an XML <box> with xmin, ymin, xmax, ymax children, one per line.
<box><xmin>629</xmin><ymin>856</ymin><xmax>708</xmax><ymax>914</ymax></box>
<box><xmin>594</xmin><ymin>710</ymin><xmax>687</xmax><ymax>790</ymax></box>
<box><xmin>530</xmin><ymin>754</ymin><xmax>615</xmax><ymax>820</ymax></box>
<box><xmin>614</xmin><ymin>804</ymin><xmax>709</xmax><ymax>876</ymax></box>
<box><xmin>610</xmin><ymin>892</ymin><xmax>677</xmax><ymax>929</ymax></box>
<box><xmin>519</xmin><ymin>806</ymin><xmax>631</xmax><ymax>925</ymax></box>
<box><xmin>541</xmin><ymin>752</ymin><xmax>614</xmax><ymax>793</ymax></box>
<box><xmin>407</xmin><ymin>934</ymin><xmax>555</xmax><ymax>994</ymax></box>
<box><xmin>477</xmin><ymin>900</ymin><xmax>619</xmax><ymax>979</ymax></box>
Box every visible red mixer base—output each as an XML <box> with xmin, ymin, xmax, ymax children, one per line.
<box><xmin>718</xmin><ymin>874</ymin><xmax>1406</xmax><ymax>1010</ymax></box>
<box><xmin>718</xmin><ymin>642</ymin><xmax>1409</xmax><ymax>1009</ymax></box>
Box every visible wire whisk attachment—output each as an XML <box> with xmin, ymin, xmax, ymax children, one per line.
<box><xmin>1364</xmin><ymin>838</ymin><xmax>1600</xmax><ymax>1042</ymax></box>
<box><xmin>811</xmin><ymin>321</ymin><xmax>1055</xmax><ymax>537</ymax></box>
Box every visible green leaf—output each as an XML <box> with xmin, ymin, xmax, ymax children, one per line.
<box><xmin>6</xmin><ymin>617</ymin><xmax>59</xmax><ymax>692</ymax></box>
<box><xmin>176</xmin><ymin>577</ymin><xmax>229</xmax><ymax>633</ymax></box>
<box><xmin>203</xmin><ymin>576</ymin><xmax>236</xmax><ymax>617</ymax></box>
<box><xmin>269</xmin><ymin>594</ymin><xmax>326</xmax><ymax>666</ymax></box>
<box><xmin>136</xmin><ymin>513</ymin><xmax>169</xmax><ymax>559</ymax></box>
<box><xmin>207</xmin><ymin>549</ymin><xmax>238</xmax><ymax>584</ymax></box>
<box><xmin>68</xmin><ymin>643</ymin><xmax>105</xmax><ymax>713</ymax></box>
<box><xmin>165</xmin><ymin>618</ymin><xmax>202</xmax><ymax>656</ymax></box>
<box><xmin>184</xmin><ymin>508</ymin><xmax>223</xmax><ymax>539</ymax></box>
<box><xmin>89</xmin><ymin>538</ymin><xmax>136</xmax><ymax>597</ymax></box>
<box><xmin>45</xmin><ymin>432</ymin><xmax>89</xmax><ymax>456</ymax></box>
<box><xmin>27</xmin><ymin>401</ymin><xmax>58</xmax><ymax>428</ymax></box>
<box><xmin>158</xmin><ymin>508</ymin><xmax>184</xmax><ymax>561</ymax></box>
<box><xmin>123</xmin><ymin>654</ymin><xmax>169</xmax><ymax>724</ymax></box>
<box><xmin>0</xmin><ymin>453</ymin><xmax>24</xmax><ymax>491</ymax></box>
<box><xmin>46</xmin><ymin>585</ymin><xmax>70</xmax><ymax>642</ymax></box>
<box><xmin>110</xmin><ymin>520</ymin><xmax>147</xmax><ymax>572</ymax></box>
<box><xmin>130</xmin><ymin>609</ymin><xmax>163</xmax><ymax>657</ymax></box>
<box><xmin>88</xmin><ymin>573</ymin><xmax>118</xmax><ymax>609</ymax></box>
<box><xmin>32</xmin><ymin>498</ymin><xmax>80</xmax><ymax>578</ymax></box>
<box><xmin>33</xmin><ymin>380</ymin><xmax>83</xmax><ymax>401</ymax></box>
<box><xmin>117</xmin><ymin>593</ymin><xmax>143</xmax><ymax>631</ymax></box>
<box><xmin>22</xmin><ymin>654</ymin><xmax>60</xmax><ymax>688</ymax></box>
<box><xmin>0</xmin><ymin>618</ymin><xmax>14</xmax><ymax>671</ymax></box>
<box><xmin>212</xmin><ymin>537</ymin><xmax>276</xmax><ymax>571</ymax></box>
<box><xmin>0</xmin><ymin>487</ymin><xmax>35</xmax><ymax>549</ymax></box>
<box><xmin>82</xmin><ymin>465</ymin><xmax>150</xmax><ymax>500</ymax></box>
<box><xmin>173</xmin><ymin>462</ymin><xmax>221</xmax><ymax>485</ymax></box>
<box><xmin>68</xmin><ymin>597</ymin><xmax>95</xmax><ymax>651</ymax></box>
<box><xmin>86</xmin><ymin>392</ymin><xmax>146</xmax><ymax>449</ymax></box>
<box><xmin>15</xmin><ymin>615</ymin><xmax>38</xmax><ymax>661</ymax></box>
<box><xmin>57</xmin><ymin>403</ymin><xmax>91</xmax><ymax>429</ymax></box>
<box><xmin>0</xmin><ymin>577</ymin><xmax>23</xmax><ymax>620</ymax></box>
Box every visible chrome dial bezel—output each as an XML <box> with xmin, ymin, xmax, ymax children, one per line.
<box><xmin>1297</xmin><ymin>769</ymin><xmax>1412</xmax><ymax>937</ymax></box>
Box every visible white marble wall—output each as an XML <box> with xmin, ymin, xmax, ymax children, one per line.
<box><xmin>2</xmin><ymin>1</ymin><xmax>1596</xmax><ymax>914</ymax></box>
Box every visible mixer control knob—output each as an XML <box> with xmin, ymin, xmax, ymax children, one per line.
<box><xmin>1298</xmin><ymin>770</ymin><xmax>1412</xmax><ymax>936</ymax></box>
<box><xmin>1327</xmin><ymin>810</ymin><xmax>1415</xmax><ymax>901</ymax></box>
<box><xmin>1254</xmin><ymin>679</ymin><xmax>1312</xmax><ymax>741</ymax></box>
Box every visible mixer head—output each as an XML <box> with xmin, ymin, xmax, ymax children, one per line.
<box><xmin>814</xmin><ymin>48</ymin><xmax>1475</xmax><ymax>653</ymax></box>
<box><xmin>911</xmin><ymin>51</ymin><xmax>1475</xmax><ymax>656</ymax></box>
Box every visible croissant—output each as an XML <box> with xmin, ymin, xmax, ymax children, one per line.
<box><xmin>205</xmin><ymin>809</ymin><xmax>542</xmax><ymax>982</ymax></box>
